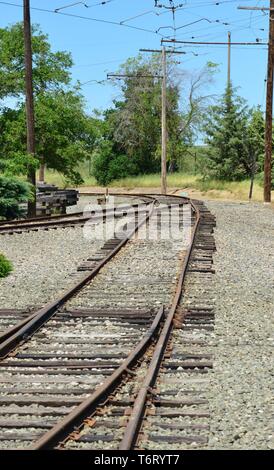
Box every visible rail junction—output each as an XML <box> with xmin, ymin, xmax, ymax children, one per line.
<box><xmin>0</xmin><ymin>193</ymin><xmax>216</xmax><ymax>450</ymax></box>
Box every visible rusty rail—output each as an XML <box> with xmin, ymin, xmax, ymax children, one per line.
<box><xmin>0</xmin><ymin>201</ymin><xmax>155</xmax><ymax>358</ymax></box>
<box><xmin>31</xmin><ymin>306</ymin><xmax>165</xmax><ymax>450</ymax></box>
<box><xmin>30</xmin><ymin>197</ymin><xmax>199</xmax><ymax>450</ymax></box>
<box><xmin>0</xmin><ymin>199</ymin><xmax>153</xmax><ymax>234</ymax></box>
<box><xmin>119</xmin><ymin>200</ymin><xmax>201</xmax><ymax>450</ymax></box>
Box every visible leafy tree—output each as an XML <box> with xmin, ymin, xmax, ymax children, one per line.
<box><xmin>0</xmin><ymin>22</ymin><xmax>72</xmax><ymax>99</ymax></box>
<box><xmin>104</xmin><ymin>55</ymin><xmax>216</xmax><ymax>177</ymax></box>
<box><xmin>204</xmin><ymin>83</ymin><xmax>251</xmax><ymax>180</ymax></box>
<box><xmin>0</xmin><ymin>89</ymin><xmax>98</xmax><ymax>184</ymax></box>
<box><xmin>0</xmin><ymin>22</ymin><xmax>83</xmax><ymax>184</ymax></box>
<box><xmin>0</xmin><ymin>175</ymin><xmax>31</xmax><ymax>219</ymax></box>
<box><xmin>107</xmin><ymin>60</ymin><xmax>164</xmax><ymax>174</ymax></box>
<box><xmin>93</xmin><ymin>141</ymin><xmax>137</xmax><ymax>186</ymax></box>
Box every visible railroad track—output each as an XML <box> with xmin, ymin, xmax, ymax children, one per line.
<box><xmin>0</xmin><ymin>194</ymin><xmax>197</xmax><ymax>450</ymax></box>
<box><xmin>0</xmin><ymin>197</ymin><xmax>156</xmax><ymax>337</ymax></box>
<box><xmin>0</xmin><ymin>195</ymin><xmax>152</xmax><ymax>235</ymax></box>
<box><xmin>0</xmin><ymin>199</ymin><xmax>155</xmax><ymax>347</ymax></box>
<box><xmin>31</xmin><ymin>198</ymin><xmax>215</xmax><ymax>451</ymax></box>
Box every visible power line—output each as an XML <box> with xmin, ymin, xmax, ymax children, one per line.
<box><xmin>107</xmin><ymin>73</ymin><xmax>163</xmax><ymax>79</ymax></box>
<box><xmin>162</xmin><ymin>39</ymin><xmax>268</xmax><ymax>45</ymax></box>
<box><xmin>0</xmin><ymin>1</ymin><xmax>166</xmax><ymax>37</ymax></box>
<box><xmin>79</xmin><ymin>78</ymin><xmax>106</xmax><ymax>85</ymax></box>
<box><xmin>55</xmin><ymin>1</ymin><xmax>116</xmax><ymax>12</ymax></box>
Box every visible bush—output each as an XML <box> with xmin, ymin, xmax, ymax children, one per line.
<box><xmin>0</xmin><ymin>253</ymin><xmax>12</xmax><ymax>278</ymax></box>
<box><xmin>93</xmin><ymin>142</ymin><xmax>138</xmax><ymax>186</ymax></box>
<box><xmin>0</xmin><ymin>175</ymin><xmax>32</xmax><ymax>220</ymax></box>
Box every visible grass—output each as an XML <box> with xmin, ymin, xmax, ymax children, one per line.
<box><xmin>40</xmin><ymin>167</ymin><xmax>96</xmax><ymax>188</ymax></box>
<box><xmin>108</xmin><ymin>174</ymin><xmax>271</xmax><ymax>202</ymax></box>
<box><xmin>41</xmin><ymin>168</ymin><xmax>273</xmax><ymax>203</ymax></box>
<box><xmin>109</xmin><ymin>173</ymin><xmax>199</xmax><ymax>189</ymax></box>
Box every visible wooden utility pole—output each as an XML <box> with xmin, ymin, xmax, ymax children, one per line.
<box><xmin>140</xmin><ymin>48</ymin><xmax>186</xmax><ymax>195</ymax></box>
<box><xmin>23</xmin><ymin>0</ymin><xmax>36</xmax><ymax>217</ymax></box>
<box><xmin>161</xmin><ymin>47</ymin><xmax>167</xmax><ymax>195</ymax></box>
<box><xmin>228</xmin><ymin>31</ymin><xmax>231</xmax><ymax>85</ymax></box>
<box><xmin>238</xmin><ymin>3</ymin><xmax>274</xmax><ymax>202</ymax></box>
<box><xmin>264</xmin><ymin>0</ymin><xmax>274</xmax><ymax>203</ymax></box>
<box><xmin>163</xmin><ymin>28</ymin><xmax>271</xmax><ymax>201</ymax></box>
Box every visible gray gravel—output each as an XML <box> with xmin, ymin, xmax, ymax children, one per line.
<box><xmin>0</xmin><ymin>226</ymin><xmax>103</xmax><ymax>310</ymax></box>
<box><xmin>206</xmin><ymin>201</ymin><xmax>274</xmax><ymax>450</ymax></box>
<box><xmin>0</xmin><ymin>195</ymin><xmax>149</xmax><ymax>310</ymax></box>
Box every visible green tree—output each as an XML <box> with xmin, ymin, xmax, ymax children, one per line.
<box><xmin>0</xmin><ymin>22</ymin><xmax>83</xmax><ymax>184</ymax></box>
<box><xmin>204</xmin><ymin>83</ymin><xmax>252</xmax><ymax>180</ymax></box>
<box><xmin>93</xmin><ymin>141</ymin><xmax>137</xmax><ymax>186</ymax></box>
<box><xmin>105</xmin><ymin>56</ymin><xmax>216</xmax><ymax>177</ymax></box>
<box><xmin>245</xmin><ymin>107</ymin><xmax>265</xmax><ymax>175</ymax></box>
<box><xmin>0</xmin><ymin>175</ymin><xmax>31</xmax><ymax>219</ymax></box>
<box><xmin>0</xmin><ymin>89</ymin><xmax>98</xmax><ymax>184</ymax></box>
<box><xmin>246</xmin><ymin>107</ymin><xmax>274</xmax><ymax>190</ymax></box>
<box><xmin>0</xmin><ymin>22</ymin><xmax>72</xmax><ymax>99</ymax></box>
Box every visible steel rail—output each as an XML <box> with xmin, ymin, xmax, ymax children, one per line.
<box><xmin>31</xmin><ymin>305</ymin><xmax>165</xmax><ymax>450</ymax></box>
<box><xmin>30</xmin><ymin>196</ymin><xmax>199</xmax><ymax>450</ymax></box>
<box><xmin>0</xmin><ymin>194</ymin><xmax>154</xmax><ymax>227</ymax></box>
<box><xmin>0</xmin><ymin>202</ymin><xmax>153</xmax><ymax>345</ymax></box>
<box><xmin>0</xmin><ymin>201</ymin><xmax>155</xmax><ymax>358</ymax></box>
<box><xmin>0</xmin><ymin>202</ymin><xmax>152</xmax><ymax>233</ymax></box>
<box><xmin>0</xmin><ymin>195</ymin><xmax>187</xmax><ymax>344</ymax></box>
<box><xmin>119</xmin><ymin>200</ymin><xmax>201</xmax><ymax>450</ymax></box>
<box><xmin>0</xmin><ymin>211</ymin><xmax>84</xmax><ymax>226</ymax></box>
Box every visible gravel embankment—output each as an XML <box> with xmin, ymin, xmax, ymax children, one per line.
<box><xmin>206</xmin><ymin>201</ymin><xmax>274</xmax><ymax>450</ymax></box>
<box><xmin>0</xmin><ymin>226</ymin><xmax>102</xmax><ymax>310</ymax></box>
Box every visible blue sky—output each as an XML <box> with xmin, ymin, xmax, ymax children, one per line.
<box><xmin>0</xmin><ymin>0</ymin><xmax>269</xmax><ymax>113</ymax></box>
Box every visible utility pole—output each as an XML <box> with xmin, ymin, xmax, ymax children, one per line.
<box><xmin>23</xmin><ymin>0</ymin><xmax>36</xmax><ymax>217</ymax></box>
<box><xmin>140</xmin><ymin>48</ymin><xmax>186</xmax><ymax>195</ymax></box>
<box><xmin>238</xmin><ymin>3</ymin><xmax>274</xmax><ymax>202</ymax></box>
<box><xmin>107</xmin><ymin>71</ymin><xmax>163</xmax><ymax>199</ymax></box>
<box><xmin>109</xmin><ymin>48</ymin><xmax>186</xmax><ymax>195</ymax></box>
<box><xmin>161</xmin><ymin>47</ymin><xmax>167</xmax><ymax>195</ymax></box>
<box><xmin>228</xmin><ymin>31</ymin><xmax>231</xmax><ymax>86</ymax></box>
<box><xmin>264</xmin><ymin>0</ymin><xmax>274</xmax><ymax>203</ymax></box>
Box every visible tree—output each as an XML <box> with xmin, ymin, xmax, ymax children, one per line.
<box><xmin>93</xmin><ymin>140</ymin><xmax>138</xmax><ymax>186</ymax></box>
<box><xmin>107</xmin><ymin>57</ymin><xmax>165</xmax><ymax>174</ymax></box>
<box><xmin>0</xmin><ymin>89</ymin><xmax>98</xmax><ymax>184</ymax></box>
<box><xmin>0</xmin><ymin>22</ymin><xmax>72</xmax><ymax>100</ymax></box>
<box><xmin>245</xmin><ymin>107</ymin><xmax>274</xmax><ymax>190</ymax></box>
<box><xmin>245</xmin><ymin>107</ymin><xmax>265</xmax><ymax>175</ymax></box>
<box><xmin>0</xmin><ymin>22</ymin><xmax>75</xmax><ymax>183</ymax></box>
<box><xmin>204</xmin><ymin>83</ymin><xmax>251</xmax><ymax>180</ymax></box>
<box><xmin>104</xmin><ymin>55</ymin><xmax>216</xmax><ymax>178</ymax></box>
<box><xmin>0</xmin><ymin>175</ymin><xmax>31</xmax><ymax>219</ymax></box>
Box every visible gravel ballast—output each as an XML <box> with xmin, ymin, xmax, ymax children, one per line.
<box><xmin>0</xmin><ymin>225</ymin><xmax>103</xmax><ymax>310</ymax></box>
<box><xmin>206</xmin><ymin>201</ymin><xmax>274</xmax><ymax>450</ymax></box>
